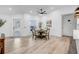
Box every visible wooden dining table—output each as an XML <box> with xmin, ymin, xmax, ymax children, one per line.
<box><xmin>35</xmin><ymin>29</ymin><xmax>47</xmax><ymax>39</ymax></box>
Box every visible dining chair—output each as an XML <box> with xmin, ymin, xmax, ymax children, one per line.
<box><xmin>42</xmin><ymin>29</ymin><xmax>50</xmax><ymax>40</ymax></box>
<box><xmin>34</xmin><ymin>30</ymin><xmax>40</xmax><ymax>40</ymax></box>
<box><xmin>30</xmin><ymin>26</ymin><xmax>36</xmax><ymax>38</ymax></box>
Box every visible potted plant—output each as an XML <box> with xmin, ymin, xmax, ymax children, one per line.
<box><xmin>0</xmin><ymin>19</ymin><xmax>6</xmax><ymax>27</ymax></box>
<box><xmin>0</xmin><ymin>19</ymin><xmax>6</xmax><ymax>54</ymax></box>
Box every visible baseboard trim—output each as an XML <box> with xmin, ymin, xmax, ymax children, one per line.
<box><xmin>62</xmin><ymin>35</ymin><xmax>73</xmax><ymax>37</ymax></box>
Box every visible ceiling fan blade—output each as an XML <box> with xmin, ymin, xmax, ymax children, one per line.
<box><xmin>43</xmin><ymin>11</ymin><xmax>46</xmax><ymax>13</ymax></box>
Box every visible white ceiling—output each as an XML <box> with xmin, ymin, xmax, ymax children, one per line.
<box><xmin>0</xmin><ymin>5</ymin><xmax>78</xmax><ymax>15</ymax></box>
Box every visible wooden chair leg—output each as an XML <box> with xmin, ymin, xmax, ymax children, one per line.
<box><xmin>35</xmin><ymin>36</ymin><xmax>36</xmax><ymax>40</ymax></box>
<box><xmin>48</xmin><ymin>35</ymin><xmax>49</xmax><ymax>39</ymax></box>
<box><xmin>46</xmin><ymin>37</ymin><xmax>47</xmax><ymax>40</ymax></box>
<box><xmin>32</xmin><ymin>36</ymin><xmax>33</xmax><ymax>38</ymax></box>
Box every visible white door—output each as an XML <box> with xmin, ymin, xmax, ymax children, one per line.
<box><xmin>62</xmin><ymin>14</ymin><xmax>76</xmax><ymax>36</ymax></box>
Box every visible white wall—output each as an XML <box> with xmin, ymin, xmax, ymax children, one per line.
<box><xmin>47</xmin><ymin>7</ymin><xmax>77</xmax><ymax>37</ymax></box>
<box><xmin>60</xmin><ymin>6</ymin><xmax>77</xmax><ymax>15</ymax></box>
<box><xmin>21</xmin><ymin>14</ymin><xmax>32</xmax><ymax>36</ymax></box>
<box><xmin>20</xmin><ymin>9</ymin><xmax>63</xmax><ymax>37</ymax></box>
<box><xmin>21</xmin><ymin>14</ymin><xmax>50</xmax><ymax>37</ymax></box>
<box><xmin>0</xmin><ymin>15</ymin><xmax>13</xmax><ymax>37</ymax></box>
<box><xmin>37</xmin><ymin>15</ymin><xmax>49</xmax><ymax>29</ymax></box>
<box><xmin>49</xmin><ymin>10</ymin><xmax>62</xmax><ymax>37</ymax></box>
<box><xmin>0</xmin><ymin>14</ymin><xmax>24</xmax><ymax>37</ymax></box>
<box><xmin>0</xmin><ymin>6</ymin><xmax>77</xmax><ymax>37</ymax></box>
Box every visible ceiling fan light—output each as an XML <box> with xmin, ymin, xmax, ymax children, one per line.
<box><xmin>38</xmin><ymin>8</ymin><xmax>47</xmax><ymax>14</ymax></box>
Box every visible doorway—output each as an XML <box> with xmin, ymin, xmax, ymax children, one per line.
<box><xmin>13</xmin><ymin>17</ymin><xmax>21</xmax><ymax>37</ymax></box>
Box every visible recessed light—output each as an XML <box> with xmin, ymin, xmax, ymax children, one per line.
<box><xmin>9</xmin><ymin>7</ymin><xmax>12</xmax><ymax>11</ymax></box>
<box><xmin>30</xmin><ymin>10</ymin><xmax>33</xmax><ymax>13</ymax></box>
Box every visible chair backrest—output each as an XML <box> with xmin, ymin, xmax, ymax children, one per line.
<box><xmin>31</xmin><ymin>29</ymin><xmax>35</xmax><ymax>34</ymax></box>
<box><xmin>45</xmin><ymin>28</ymin><xmax>50</xmax><ymax>35</ymax></box>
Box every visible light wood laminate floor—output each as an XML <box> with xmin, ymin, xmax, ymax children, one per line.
<box><xmin>5</xmin><ymin>36</ymin><xmax>72</xmax><ymax>54</ymax></box>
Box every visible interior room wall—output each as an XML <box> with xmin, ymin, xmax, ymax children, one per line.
<box><xmin>0</xmin><ymin>14</ymin><xmax>24</xmax><ymax>37</ymax></box>
<box><xmin>48</xmin><ymin>6</ymin><xmax>77</xmax><ymax>37</ymax></box>
<box><xmin>12</xmin><ymin>14</ymin><xmax>24</xmax><ymax>37</ymax></box>
<box><xmin>21</xmin><ymin>8</ymin><xmax>63</xmax><ymax>37</ymax></box>
<box><xmin>0</xmin><ymin>15</ymin><xmax>13</xmax><ymax>37</ymax></box>
<box><xmin>60</xmin><ymin>6</ymin><xmax>77</xmax><ymax>14</ymax></box>
<box><xmin>0</xmin><ymin>6</ymin><xmax>77</xmax><ymax>37</ymax></box>
<box><xmin>49</xmin><ymin>10</ymin><xmax>62</xmax><ymax>37</ymax></box>
<box><xmin>21</xmin><ymin>14</ymin><xmax>33</xmax><ymax>36</ymax></box>
<box><xmin>21</xmin><ymin>14</ymin><xmax>40</xmax><ymax>36</ymax></box>
<box><xmin>21</xmin><ymin>13</ymin><xmax>49</xmax><ymax>37</ymax></box>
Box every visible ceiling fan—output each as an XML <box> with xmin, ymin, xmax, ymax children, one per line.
<box><xmin>37</xmin><ymin>8</ymin><xmax>47</xmax><ymax>14</ymax></box>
